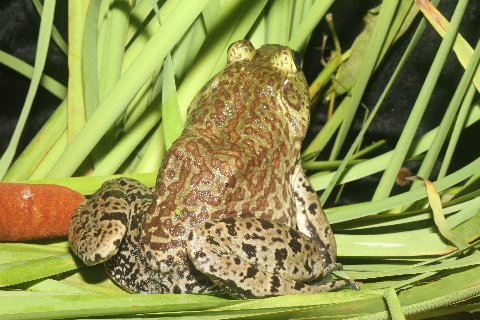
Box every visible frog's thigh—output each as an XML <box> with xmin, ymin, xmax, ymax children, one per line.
<box><xmin>68</xmin><ymin>178</ymin><xmax>150</xmax><ymax>266</ymax></box>
<box><xmin>187</xmin><ymin>217</ymin><xmax>347</xmax><ymax>298</ymax></box>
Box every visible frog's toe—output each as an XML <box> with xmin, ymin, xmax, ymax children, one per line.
<box><xmin>68</xmin><ymin>179</ymin><xmax>130</xmax><ymax>265</ymax></box>
<box><xmin>349</xmin><ymin>280</ymin><xmax>361</xmax><ymax>291</ymax></box>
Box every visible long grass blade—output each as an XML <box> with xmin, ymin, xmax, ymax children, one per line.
<box><xmin>177</xmin><ymin>0</ymin><xmax>267</xmax><ymax>121</ymax></box>
<box><xmin>0</xmin><ymin>242</ymin><xmax>67</xmax><ymax>263</ymax></box>
<box><xmin>3</xmin><ymin>101</ymin><xmax>66</xmax><ymax>181</ymax></box>
<box><xmin>329</xmin><ymin>0</ymin><xmax>400</xmax><ymax>161</ymax></box>
<box><xmin>319</xmin><ymin>4</ymin><xmax>430</xmax><ymax>203</ymax></box>
<box><xmin>131</xmin><ymin>123</ymin><xmax>166</xmax><ymax>173</ymax></box>
<box><xmin>373</xmin><ymin>0</ymin><xmax>469</xmax><ymax>200</ymax></box>
<box><xmin>92</xmin><ymin>103</ymin><xmax>161</xmax><ymax>175</ymax></box>
<box><xmin>346</xmin><ymin>252</ymin><xmax>480</xmax><ymax>279</ymax></box>
<box><xmin>0</xmin><ymin>0</ymin><xmax>56</xmax><ymax>180</ymax></box>
<box><xmin>337</xmin><ymin>196</ymin><xmax>480</xmax><ymax>231</ymax></box>
<box><xmin>417</xmin><ymin>0</ymin><xmax>480</xmax><ymax>91</ymax></box>
<box><xmin>287</xmin><ymin>0</ymin><xmax>334</xmax><ymax>51</ymax></box>
<box><xmin>0</xmin><ymin>292</ymin><xmax>234</xmax><ymax>320</ymax></box>
<box><xmin>82</xmin><ymin>0</ymin><xmax>101</xmax><ymax>120</ymax></box>
<box><xmin>31</xmin><ymin>0</ymin><xmax>68</xmax><ymax>55</ymax></box>
<box><xmin>309</xmin><ymin>103</ymin><xmax>480</xmax><ymax>191</ymax></box>
<box><xmin>66</xmin><ymin>0</ymin><xmax>87</xmax><ymax>142</ymax></box>
<box><xmin>438</xmin><ymin>84</ymin><xmax>477</xmax><ymax>178</ymax></box>
<box><xmin>99</xmin><ymin>0</ymin><xmax>130</xmax><ymax>100</ymax></box>
<box><xmin>422</xmin><ymin>178</ymin><xmax>469</xmax><ymax>249</ymax></box>
<box><xmin>265</xmin><ymin>0</ymin><xmax>292</xmax><ymax>45</ymax></box>
<box><xmin>328</xmin><ymin>156</ymin><xmax>480</xmax><ymax>224</ymax></box>
<box><xmin>412</xmin><ymin>39</ymin><xmax>480</xmax><ymax>188</ymax></box>
<box><xmin>383</xmin><ymin>287</ymin><xmax>406</xmax><ymax>320</ymax></box>
<box><xmin>162</xmin><ymin>54</ymin><xmax>183</xmax><ymax>150</ymax></box>
<box><xmin>46</xmin><ymin>0</ymin><xmax>210</xmax><ymax>178</ymax></box>
<box><xmin>93</xmin><ymin>0</ymin><xmax>133</xmax><ymax>164</ymax></box>
<box><xmin>0</xmin><ymin>50</ymin><xmax>66</xmax><ymax>99</ymax></box>
<box><xmin>23</xmin><ymin>172</ymin><xmax>156</xmax><ymax>195</ymax></box>
<box><xmin>29</xmin><ymin>130</ymin><xmax>67</xmax><ymax>179</ymax></box>
<box><xmin>0</xmin><ymin>253</ymin><xmax>79</xmax><ymax>288</ymax></box>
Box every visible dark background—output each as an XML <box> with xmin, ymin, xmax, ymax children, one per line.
<box><xmin>1</xmin><ymin>0</ymin><xmax>478</xmax><ymax>205</ymax></box>
<box><xmin>0</xmin><ymin>0</ymin><xmax>67</xmax><ymax>154</ymax></box>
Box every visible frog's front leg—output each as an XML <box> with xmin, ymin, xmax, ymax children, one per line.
<box><xmin>186</xmin><ymin>217</ymin><xmax>349</xmax><ymax>299</ymax></box>
<box><xmin>69</xmin><ymin>177</ymin><xmax>154</xmax><ymax>292</ymax></box>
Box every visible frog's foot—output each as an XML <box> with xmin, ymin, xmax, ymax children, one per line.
<box><xmin>186</xmin><ymin>217</ymin><xmax>351</xmax><ymax>299</ymax></box>
<box><xmin>322</xmin><ymin>262</ymin><xmax>361</xmax><ymax>291</ymax></box>
<box><xmin>68</xmin><ymin>178</ymin><xmax>151</xmax><ymax>266</ymax></box>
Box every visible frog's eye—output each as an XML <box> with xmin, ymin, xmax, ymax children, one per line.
<box><xmin>292</xmin><ymin>50</ymin><xmax>302</xmax><ymax>70</ymax></box>
<box><xmin>271</xmin><ymin>48</ymin><xmax>298</xmax><ymax>73</ymax></box>
<box><xmin>227</xmin><ymin>40</ymin><xmax>255</xmax><ymax>63</ymax></box>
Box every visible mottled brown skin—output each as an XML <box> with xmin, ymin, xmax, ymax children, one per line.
<box><xmin>69</xmin><ymin>40</ymin><xmax>349</xmax><ymax>298</ymax></box>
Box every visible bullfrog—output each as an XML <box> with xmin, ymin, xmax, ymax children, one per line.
<box><xmin>68</xmin><ymin>40</ymin><xmax>352</xmax><ymax>298</ymax></box>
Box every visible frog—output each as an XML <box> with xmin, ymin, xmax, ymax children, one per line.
<box><xmin>68</xmin><ymin>40</ymin><xmax>354</xmax><ymax>299</ymax></box>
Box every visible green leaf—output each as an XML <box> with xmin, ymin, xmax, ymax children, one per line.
<box><xmin>309</xmin><ymin>103</ymin><xmax>480</xmax><ymax>191</ymax></box>
<box><xmin>0</xmin><ymin>0</ymin><xmax>56</xmax><ymax>179</ymax></box>
<box><xmin>31</xmin><ymin>0</ymin><xmax>68</xmax><ymax>55</ymax></box>
<box><xmin>417</xmin><ymin>0</ymin><xmax>480</xmax><ymax>91</ymax></box>
<box><xmin>65</xmin><ymin>0</ymin><xmax>87</xmax><ymax>144</ymax></box>
<box><xmin>46</xmin><ymin>0</ymin><xmax>211</xmax><ymax>178</ymax></box>
<box><xmin>319</xmin><ymin>2</ymin><xmax>428</xmax><ymax>203</ymax></box>
<box><xmin>327</xmin><ymin>156</ymin><xmax>480</xmax><ymax>224</ymax></box>
<box><xmin>177</xmin><ymin>0</ymin><xmax>267</xmax><ymax>121</ymax></box>
<box><xmin>265</xmin><ymin>0</ymin><xmax>292</xmax><ymax>45</ymax></box>
<box><xmin>0</xmin><ymin>50</ymin><xmax>66</xmax><ymax>99</ymax></box>
<box><xmin>373</xmin><ymin>0</ymin><xmax>469</xmax><ymax>200</ymax></box>
<box><xmin>2</xmin><ymin>99</ymin><xmax>66</xmax><ymax>181</ymax></box>
<box><xmin>412</xmin><ymin>38</ymin><xmax>480</xmax><ymax>189</ymax></box>
<box><xmin>438</xmin><ymin>83</ymin><xmax>477</xmax><ymax>178</ymax></box>
<box><xmin>0</xmin><ymin>292</ymin><xmax>235</xmax><ymax>320</ymax></box>
<box><xmin>422</xmin><ymin>178</ymin><xmax>469</xmax><ymax>249</ymax></box>
<box><xmin>288</xmin><ymin>0</ymin><xmax>334</xmax><ymax>51</ymax></box>
<box><xmin>383</xmin><ymin>287</ymin><xmax>406</xmax><ymax>320</ymax></box>
<box><xmin>330</xmin><ymin>0</ymin><xmax>400</xmax><ymax>161</ymax></box>
<box><xmin>92</xmin><ymin>103</ymin><xmax>162</xmax><ymax>175</ymax></box>
<box><xmin>0</xmin><ymin>253</ymin><xmax>79</xmax><ymax>288</ymax></box>
<box><xmin>162</xmin><ymin>53</ymin><xmax>183</xmax><ymax>150</ymax></box>
<box><xmin>21</xmin><ymin>172</ymin><xmax>156</xmax><ymax>195</ymax></box>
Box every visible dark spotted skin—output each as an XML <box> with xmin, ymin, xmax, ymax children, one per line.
<box><xmin>68</xmin><ymin>40</ymin><xmax>350</xmax><ymax>298</ymax></box>
<box><xmin>187</xmin><ymin>217</ymin><xmax>346</xmax><ymax>298</ymax></box>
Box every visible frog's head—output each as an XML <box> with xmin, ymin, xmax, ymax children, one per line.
<box><xmin>227</xmin><ymin>40</ymin><xmax>310</xmax><ymax>142</ymax></box>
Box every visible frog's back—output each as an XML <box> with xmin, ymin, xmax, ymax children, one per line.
<box><xmin>141</xmin><ymin>41</ymin><xmax>310</xmax><ymax>270</ymax></box>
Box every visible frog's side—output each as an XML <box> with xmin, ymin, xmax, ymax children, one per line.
<box><xmin>69</xmin><ymin>40</ymin><xmax>351</xmax><ymax>298</ymax></box>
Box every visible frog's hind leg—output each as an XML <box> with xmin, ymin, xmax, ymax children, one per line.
<box><xmin>292</xmin><ymin>165</ymin><xmax>337</xmax><ymax>265</ymax></box>
<box><xmin>68</xmin><ymin>178</ymin><xmax>152</xmax><ymax>267</ymax></box>
<box><xmin>292</xmin><ymin>166</ymin><xmax>359</xmax><ymax>291</ymax></box>
<box><xmin>186</xmin><ymin>217</ymin><xmax>349</xmax><ymax>299</ymax></box>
